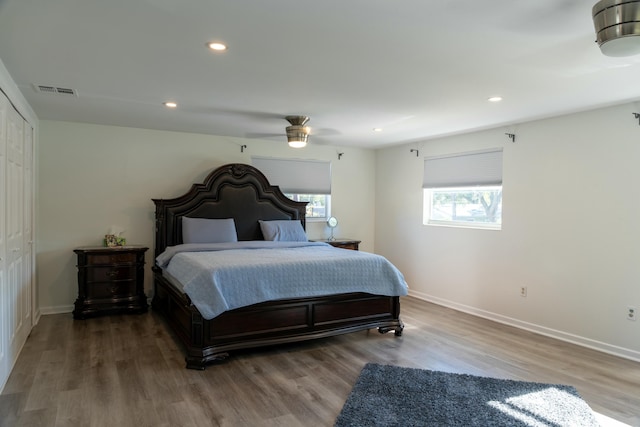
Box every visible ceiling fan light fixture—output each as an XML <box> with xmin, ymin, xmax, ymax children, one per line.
<box><xmin>593</xmin><ymin>0</ymin><xmax>640</xmax><ymax>57</ymax></box>
<box><xmin>285</xmin><ymin>115</ymin><xmax>310</xmax><ymax>148</ymax></box>
<box><xmin>287</xmin><ymin>137</ymin><xmax>308</xmax><ymax>148</ymax></box>
<box><xmin>286</xmin><ymin>127</ymin><xmax>308</xmax><ymax>148</ymax></box>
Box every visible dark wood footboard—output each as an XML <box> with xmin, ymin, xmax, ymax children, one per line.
<box><xmin>152</xmin><ymin>267</ymin><xmax>404</xmax><ymax>370</ymax></box>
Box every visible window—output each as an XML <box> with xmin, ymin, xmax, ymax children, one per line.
<box><xmin>252</xmin><ymin>157</ymin><xmax>332</xmax><ymax>221</ymax></box>
<box><xmin>422</xmin><ymin>149</ymin><xmax>503</xmax><ymax>229</ymax></box>
<box><xmin>285</xmin><ymin>193</ymin><xmax>331</xmax><ymax>219</ymax></box>
<box><xmin>425</xmin><ymin>187</ymin><xmax>502</xmax><ymax>228</ymax></box>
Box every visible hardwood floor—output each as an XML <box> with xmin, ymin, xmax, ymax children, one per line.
<box><xmin>1</xmin><ymin>297</ymin><xmax>639</xmax><ymax>426</ymax></box>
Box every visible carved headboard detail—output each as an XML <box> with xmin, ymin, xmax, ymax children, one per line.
<box><xmin>152</xmin><ymin>163</ymin><xmax>308</xmax><ymax>258</ymax></box>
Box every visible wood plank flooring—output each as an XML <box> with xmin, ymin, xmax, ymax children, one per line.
<box><xmin>1</xmin><ymin>297</ymin><xmax>639</xmax><ymax>426</ymax></box>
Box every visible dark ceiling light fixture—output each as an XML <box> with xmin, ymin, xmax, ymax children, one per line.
<box><xmin>593</xmin><ymin>0</ymin><xmax>640</xmax><ymax>57</ymax></box>
<box><xmin>285</xmin><ymin>115</ymin><xmax>310</xmax><ymax>148</ymax></box>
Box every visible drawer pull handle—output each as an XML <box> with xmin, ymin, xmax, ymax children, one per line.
<box><xmin>106</xmin><ymin>270</ymin><xmax>118</xmax><ymax>278</ymax></box>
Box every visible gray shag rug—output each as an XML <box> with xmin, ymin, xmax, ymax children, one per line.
<box><xmin>335</xmin><ymin>363</ymin><xmax>600</xmax><ymax>427</ymax></box>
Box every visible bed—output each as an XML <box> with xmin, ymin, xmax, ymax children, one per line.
<box><xmin>151</xmin><ymin>163</ymin><xmax>406</xmax><ymax>369</ymax></box>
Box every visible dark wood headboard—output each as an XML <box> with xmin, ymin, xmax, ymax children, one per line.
<box><xmin>152</xmin><ymin>163</ymin><xmax>308</xmax><ymax>258</ymax></box>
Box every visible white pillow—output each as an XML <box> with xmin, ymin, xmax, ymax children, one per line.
<box><xmin>182</xmin><ymin>217</ymin><xmax>238</xmax><ymax>244</ymax></box>
<box><xmin>259</xmin><ymin>220</ymin><xmax>307</xmax><ymax>242</ymax></box>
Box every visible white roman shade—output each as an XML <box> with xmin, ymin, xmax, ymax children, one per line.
<box><xmin>252</xmin><ymin>157</ymin><xmax>331</xmax><ymax>194</ymax></box>
<box><xmin>422</xmin><ymin>148</ymin><xmax>503</xmax><ymax>189</ymax></box>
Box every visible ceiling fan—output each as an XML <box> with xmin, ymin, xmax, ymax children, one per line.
<box><xmin>244</xmin><ymin>114</ymin><xmax>340</xmax><ymax>147</ymax></box>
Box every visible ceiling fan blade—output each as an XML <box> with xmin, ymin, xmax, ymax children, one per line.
<box><xmin>309</xmin><ymin>127</ymin><xmax>341</xmax><ymax>137</ymax></box>
<box><xmin>244</xmin><ymin>132</ymin><xmax>283</xmax><ymax>139</ymax></box>
<box><xmin>181</xmin><ymin>106</ymin><xmax>284</xmax><ymax>121</ymax></box>
<box><xmin>498</xmin><ymin>0</ymin><xmax>585</xmax><ymax>34</ymax></box>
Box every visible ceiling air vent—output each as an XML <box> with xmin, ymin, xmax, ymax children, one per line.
<box><xmin>32</xmin><ymin>84</ymin><xmax>78</xmax><ymax>97</ymax></box>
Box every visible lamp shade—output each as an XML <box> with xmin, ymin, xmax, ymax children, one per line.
<box><xmin>593</xmin><ymin>0</ymin><xmax>640</xmax><ymax>57</ymax></box>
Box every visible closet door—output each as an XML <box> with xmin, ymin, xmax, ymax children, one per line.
<box><xmin>0</xmin><ymin>91</ymin><xmax>34</xmax><ymax>390</ymax></box>
<box><xmin>0</xmin><ymin>91</ymin><xmax>8</xmax><ymax>386</ymax></box>
<box><xmin>6</xmin><ymin>103</ymin><xmax>29</xmax><ymax>365</ymax></box>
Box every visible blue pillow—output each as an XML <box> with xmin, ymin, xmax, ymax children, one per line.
<box><xmin>259</xmin><ymin>220</ymin><xmax>307</xmax><ymax>242</ymax></box>
<box><xmin>182</xmin><ymin>217</ymin><xmax>238</xmax><ymax>244</ymax></box>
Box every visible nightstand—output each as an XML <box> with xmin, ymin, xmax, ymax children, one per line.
<box><xmin>73</xmin><ymin>246</ymin><xmax>148</xmax><ymax>319</ymax></box>
<box><xmin>314</xmin><ymin>239</ymin><xmax>361</xmax><ymax>251</ymax></box>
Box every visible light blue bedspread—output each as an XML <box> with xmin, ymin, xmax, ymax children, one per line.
<box><xmin>157</xmin><ymin>241</ymin><xmax>408</xmax><ymax>320</ymax></box>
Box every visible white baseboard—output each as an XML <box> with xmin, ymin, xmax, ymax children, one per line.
<box><xmin>408</xmin><ymin>289</ymin><xmax>640</xmax><ymax>363</ymax></box>
<box><xmin>39</xmin><ymin>305</ymin><xmax>74</xmax><ymax>315</ymax></box>
<box><xmin>39</xmin><ymin>298</ymin><xmax>153</xmax><ymax>316</ymax></box>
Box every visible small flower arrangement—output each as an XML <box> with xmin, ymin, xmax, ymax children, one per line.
<box><xmin>104</xmin><ymin>234</ymin><xmax>126</xmax><ymax>247</ymax></box>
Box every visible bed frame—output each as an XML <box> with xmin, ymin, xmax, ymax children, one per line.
<box><xmin>151</xmin><ymin>163</ymin><xmax>403</xmax><ymax>369</ymax></box>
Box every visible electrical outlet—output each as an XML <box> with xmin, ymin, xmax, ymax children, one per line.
<box><xmin>520</xmin><ymin>286</ymin><xmax>527</xmax><ymax>297</ymax></box>
<box><xmin>628</xmin><ymin>307</ymin><xmax>637</xmax><ymax>321</ymax></box>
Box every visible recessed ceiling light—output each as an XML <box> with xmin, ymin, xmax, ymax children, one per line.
<box><xmin>164</xmin><ymin>101</ymin><xmax>177</xmax><ymax>108</ymax></box>
<box><xmin>373</xmin><ymin>128</ymin><xmax>383</xmax><ymax>132</ymax></box>
<box><xmin>207</xmin><ymin>42</ymin><xmax>227</xmax><ymax>51</ymax></box>
<box><xmin>488</xmin><ymin>96</ymin><xmax>503</xmax><ymax>102</ymax></box>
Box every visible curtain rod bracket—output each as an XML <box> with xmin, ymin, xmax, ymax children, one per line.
<box><xmin>633</xmin><ymin>113</ymin><xmax>640</xmax><ymax>125</ymax></box>
<box><xmin>337</xmin><ymin>152</ymin><xmax>344</xmax><ymax>160</ymax></box>
<box><xmin>410</xmin><ymin>149</ymin><xmax>419</xmax><ymax>157</ymax></box>
<box><xmin>505</xmin><ymin>133</ymin><xmax>516</xmax><ymax>143</ymax></box>
<box><xmin>240</xmin><ymin>144</ymin><xmax>247</xmax><ymax>153</ymax></box>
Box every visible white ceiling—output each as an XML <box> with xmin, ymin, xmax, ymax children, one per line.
<box><xmin>1</xmin><ymin>0</ymin><xmax>640</xmax><ymax>149</ymax></box>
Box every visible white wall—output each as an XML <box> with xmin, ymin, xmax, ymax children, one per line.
<box><xmin>38</xmin><ymin>120</ymin><xmax>376</xmax><ymax>312</ymax></box>
<box><xmin>375</xmin><ymin>101</ymin><xmax>640</xmax><ymax>361</ymax></box>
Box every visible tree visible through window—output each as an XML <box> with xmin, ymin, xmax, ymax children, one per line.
<box><xmin>425</xmin><ymin>187</ymin><xmax>502</xmax><ymax>228</ymax></box>
<box><xmin>286</xmin><ymin>194</ymin><xmax>331</xmax><ymax>220</ymax></box>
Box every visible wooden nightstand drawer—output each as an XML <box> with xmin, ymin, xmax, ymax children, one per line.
<box><xmin>89</xmin><ymin>280</ymin><xmax>137</xmax><ymax>299</ymax></box>
<box><xmin>73</xmin><ymin>246</ymin><xmax>148</xmax><ymax>319</ymax></box>
<box><xmin>86</xmin><ymin>266</ymin><xmax>137</xmax><ymax>282</ymax></box>
<box><xmin>87</xmin><ymin>252</ymin><xmax>137</xmax><ymax>265</ymax></box>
